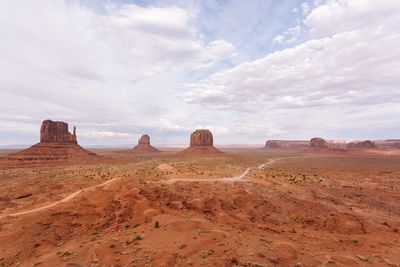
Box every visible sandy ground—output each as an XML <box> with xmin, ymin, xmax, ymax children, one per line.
<box><xmin>0</xmin><ymin>148</ymin><xmax>399</xmax><ymax>266</ymax></box>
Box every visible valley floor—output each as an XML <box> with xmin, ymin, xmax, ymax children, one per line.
<box><xmin>0</xmin><ymin>149</ymin><xmax>399</xmax><ymax>266</ymax></box>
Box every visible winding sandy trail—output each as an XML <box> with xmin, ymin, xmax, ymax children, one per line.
<box><xmin>0</xmin><ymin>157</ymin><xmax>285</xmax><ymax>219</ymax></box>
<box><xmin>161</xmin><ymin>158</ymin><xmax>281</xmax><ymax>185</ymax></box>
<box><xmin>0</xmin><ymin>177</ymin><xmax>117</xmax><ymax>219</ymax></box>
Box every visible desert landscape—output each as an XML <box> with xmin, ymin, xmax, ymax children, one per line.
<box><xmin>2</xmin><ymin>1</ymin><xmax>400</xmax><ymax>266</ymax></box>
<box><xmin>0</xmin><ymin>121</ymin><xmax>399</xmax><ymax>267</ymax></box>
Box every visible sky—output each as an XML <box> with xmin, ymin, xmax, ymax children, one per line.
<box><xmin>0</xmin><ymin>0</ymin><xmax>399</xmax><ymax>147</ymax></box>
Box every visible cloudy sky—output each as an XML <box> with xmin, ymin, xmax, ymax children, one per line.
<box><xmin>1</xmin><ymin>0</ymin><xmax>399</xmax><ymax>147</ymax></box>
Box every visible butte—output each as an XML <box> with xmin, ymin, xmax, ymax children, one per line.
<box><xmin>130</xmin><ymin>134</ymin><xmax>161</xmax><ymax>154</ymax></box>
<box><xmin>180</xmin><ymin>129</ymin><xmax>223</xmax><ymax>155</ymax></box>
<box><xmin>309</xmin><ymin>137</ymin><xmax>329</xmax><ymax>148</ymax></box>
<box><xmin>7</xmin><ymin>120</ymin><xmax>97</xmax><ymax>161</ymax></box>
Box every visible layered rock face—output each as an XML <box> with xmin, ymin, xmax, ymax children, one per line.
<box><xmin>265</xmin><ymin>140</ymin><xmax>309</xmax><ymax>149</ymax></box>
<box><xmin>265</xmin><ymin>140</ymin><xmax>279</xmax><ymax>148</ymax></box>
<box><xmin>40</xmin><ymin>120</ymin><xmax>77</xmax><ymax>143</ymax></box>
<box><xmin>131</xmin><ymin>134</ymin><xmax>160</xmax><ymax>153</ymax></box>
<box><xmin>375</xmin><ymin>140</ymin><xmax>400</xmax><ymax>149</ymax></box>
<box><xmin>7</xmin><ymin>120</ymin><xmax>97</xmax><ymax>161</ymax></box>
<box><xmin>181</xmin><ymin>129</ymin><xmax>222</xmax><ymax>155</ymax></box>
<box><xmin>347</xmin><ymin>140</ymin><xmax>377</xmax><ymax>149</ymax></box>
<box><xmin>190</xmin><ymin>130</ymin><xmax>213</xmax><ymax>146</ymax></box>
<box><xmin>310</xmin><ymin>137</ymin><xmax>328</xmax><ymax>148</ymax></box>
<box><xmin>138</xmin><ymin>135</ymin><xmax>150</xmax><ymax>145</ymax></box>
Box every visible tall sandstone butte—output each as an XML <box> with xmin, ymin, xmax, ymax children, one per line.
<box><xmin>190</xmin><ymin>129</ymin><xmax>214</xmax><ymax>146</ymax></box>
<box><xmin>6</xmin><ymin>119</ymin><xmax>97</xmax><ymax>161</ymax></box>
<box><xmin>181</xmin><ymin>129</ymin><xmax>222</xmax><ymax>155</ymax></box>
<box><xmin>40</xmin><ymin>120</ymin><xmax>77</xmax><ymax>143</ymax></box>
<box><xmin>131</xmin><ymin>134</ymin><xmax>160</xmax><ymax>153</ymax></box>
<box><xmin>138</xmin><ymin>134</ymin><xmax>150</xmax><ymax>145</ymax></box>
<box><xmin>310</xmin><ymin>137</ymin><xmax>328</xmax><ymax>148</ymax></box>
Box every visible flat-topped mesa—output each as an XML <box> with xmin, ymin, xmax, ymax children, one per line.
<box><xmin>265</xmin><ymin>140</ymin><xmax>309</xmax><ymax>149</ymax></box>
<box><xmin>181</xmin><ymin>129</ymin><xmax>222</xmax><ymax>155</ymax></box>
<box><xmin>40</xmin><ymin>120</ymin><xmax>77</xmax><ymax>144</ymax></box>
<box><xmin>310</xmin><ymin>137</ymin><xmax>328</xmax><ymax>148</ymax></box>
<box><xmin>265</xmin><ymin>140</ymin><xmax>279</xmax><ymax>148</ymax></box>
<box><xmin>347</xmin><ymin>140</ymin><xmax>377</xmax><ymax>149</ymax></box>
<box><xmin>131</xmin><ymin>134</ymin><xmax>160</xmax><ymax>153</ymax></box>
<box><xmin>375</xmin><ymin>139</ymin><xmax>400</xmax><ymax>149</ymax></box>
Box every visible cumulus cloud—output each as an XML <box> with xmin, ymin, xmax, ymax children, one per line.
<box><xmin>305</xmin><ymin>0</ymin><xmax>400</xmax><ymax>38</ymax></box>
<box><xmin>185</xmin><ymin>0</ymin><xmax>400</xmax><ymax>107</ymax></box>
<box><xmin>1</xmin><ymin>0</ymin><xmax>399</xmax><ymax>145</ymax></box>
<box><xmin>273</xmin><ymin>35</ymin><xmax>285</xmax><ymax>44</ymax></box>
<box><xmin>184</xmin><ymin>0</ymin><xmax>400</xmax><ymax>139</ymax></box>
<box><xmin>0</xmin><ymin>0</ymin><xmax>236</xmax><ymax>145</ymax></box>
<box><xmin>301</xmin><ymin>2</ymin><xmax>310</xmax><ymax>15</ymax></box>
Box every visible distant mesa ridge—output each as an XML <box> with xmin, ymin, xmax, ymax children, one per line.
<box><xmin>265</xmin><ymin>140</ymin><xmax>309</xmax><ymax>149</ymax></box>
<box><xmin>180</xmin><ymin>129</ymin><xmax>223</xmax><ymax>155</ymax></box>
<box><xmin>347</xmin><ymin>140</ymin><xmax>377</xmax><ymax>149</ymax></box>
<box><xmin>6</xmin><ymin>119</ymin><xmax>97</xmax><ymax>161</ymax></box>
<box><xmin>264</xmin><ymin>137</ymin><xmax>400</xmax><ymax>150</ymax></box>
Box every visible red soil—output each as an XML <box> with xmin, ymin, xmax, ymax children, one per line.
<box><xmin>0</xmin><ymin>149</ymin><xmax>399</xmax><ymax>266</ymax></box>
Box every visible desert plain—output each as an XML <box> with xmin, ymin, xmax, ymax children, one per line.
<box><xmin>0</xmin><ymin>147</ymin><xmax>399</xmax><ymax>267</ymax></box>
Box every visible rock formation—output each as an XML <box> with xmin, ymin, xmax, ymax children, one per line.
<box><xmin>139</xmin><ymin>135</ymin><xmax>150</xmax><ymax>145</ymax></box>
<box><xmin>375</xmin><ymin>139</ymin><xmax>400</xmax><ymax>149</ymax></box>
<box><xmin>40</xmin><ymin>120</ymin><xmax>77</xmax><ymax>143</ymax></box>
<box><xmin>131</xmin><ymin>134</ymin><xmax>161</xmax><ymax>153</ymax></box>
<box><xmin>347</xmin><ymin>140</ymin><xmax>377</xmax><ymax>149</ymax></box>
<box><xmin>265</xmin><ymin>140</ymin><xmax>309</xmax><ymax>149</ymax></box>
<box><xmin>180</xmin><ymin>129</ymin><xmax>222</xmax><ymax>155</ymax></box>
<box><xmin>265</xmin><ymin>140</ymin><xmax>280</xmax><ymax>148</ymax></box>
<box><xmin>7</xmin><ymin>120</ymin><xmax>97</xmax><ymax>161</ymax></box>
<box><xmin>310</xmin><ymin>137</ymin><xmax>328</xmax><ymax>148</ymax></box>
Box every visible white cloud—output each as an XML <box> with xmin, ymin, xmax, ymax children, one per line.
<box><xmin>0</xmin><ymin>0</ymin><xmax>399</xmax><ymax>145</ymax></box>
<box><xmin>273</xmin><ymin>35</ymin><xmax>285</xmax><ymax>44</ymax></box>
<box><xmin>84</xmin><ymin>131</ymin><xmax>132</xmax><ymax>138</ymax></box>
<box><xmin>301</xmin><ymin>2</ymin><xmax>310</xmax><ymax>15</ymax></box>
<box><xmin>204</xmin><ymin>40</ymin><xmax>237</xmax><ymax>62</ymax></box>
<box><xmin>273</xmin><ymin>25</ymin><xmax>303</xmax><ymax>45</ymax></box>
<box><xmin>305</xmin><ymin>0</ymin><xmax>400</xmax><ymax>38</ymax></box>
<box><xmin>184</xmin><ymin>0</ymin><xmax>400</xmax><ymax>139</ymax></box>
<box><xmin>0</xmin><ymin>0</ymin><xmax>237</xmax><ymax>145</ymax></box>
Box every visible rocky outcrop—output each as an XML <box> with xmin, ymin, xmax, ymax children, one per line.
<box><xmin>375</xmin><ymin>140</ymin><xmax>400</xmax><ymax>149</ymax></box>
<box><xmin>40</xmin><ymin>120</ymin><xmax>77</xmax><ymax>144</ymax></box>
<box><xmin>131</xmin><ymin>134</ymin><xmax>160</xmax><ymax>154</ymax></box>
<box><xmin>265</xmin><ymin>140</ymin><xmax>309</xmax><ymax>149</ymax></box>
<box><xmin>190</xmin><ymin>130</ymin><xmax>214</xmax><ymax>146</ymax></box>
<box><xmin>138</xmin><ymin>134</ymin><xmax>150</xmax><ymax>145</ymax></box>
<box><xmin>181</xmin><ymin>129</ymin><xmax>222</xmax><ymax>155</ymax></box>
<box><xmin>347</xmin><ymin>140</ymin><xmax>377</xmax><ymax>149</ymax></box>
<box><xmin>6</xmin><ymin>119</ymin><xmax>97</xmax><ymax>161</ymax></box>
<box><xmin>265</xmin><ymin>140</ymin><xmax>280</xmax><ymax>148</ymax></box>
<box><xmin>310</xmin><ymin>137</ymin><xmax>328</xmax><ymax>148</ymax></box>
